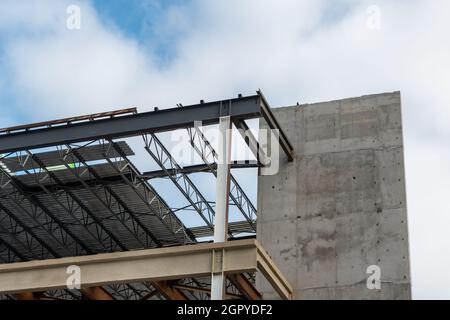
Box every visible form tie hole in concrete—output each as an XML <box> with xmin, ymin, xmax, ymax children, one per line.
<box><xmin>353</xmin><ymin>176</ymin><xmax>356</xmax><ymax>180</ymax></box>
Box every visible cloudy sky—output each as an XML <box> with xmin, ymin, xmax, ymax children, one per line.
<box><xmin>0</xmin><ymin>0</ymin><xmax>449</xmax><ymax>299</ymax></box>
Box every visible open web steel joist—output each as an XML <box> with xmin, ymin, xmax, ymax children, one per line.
<box><xmin>0</xmin><ymin>92</ymin><xmax>294</xmax><ymax>300</ymax></box>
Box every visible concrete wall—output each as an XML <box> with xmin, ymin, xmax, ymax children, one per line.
<box><xmin>257</xmin><ymin>92</ymin><xmax>411</xmax><ymax>300</ymax></box>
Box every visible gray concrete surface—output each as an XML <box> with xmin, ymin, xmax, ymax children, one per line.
<box><xmin>257</xmin><ymin>91</ymin><xmax>411</xmax><ymax>300</ymax></box>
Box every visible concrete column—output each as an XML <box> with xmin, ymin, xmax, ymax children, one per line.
<box><xmin>211</xmin><ymin>116</ymin><xmax>232</xmax><ymax>300</ymax></box>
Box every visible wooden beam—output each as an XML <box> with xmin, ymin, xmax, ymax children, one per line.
<box><xmin>151</xmin><ymin>281</ymin><xmax>188</xmax><ymax>300</ymax></box>
<box><xmin>14</xmin><ymin>292</ymin><xmax>43</xmax><ymax>300</ymax></box>
<box><xmin>82</xmin><ymin>286</ymin><xmax>114</xmax><ymax>300</ymax></box>
<box><xmin>228</xmin><ymin>274</ymin><xmax>262</xmax><ymax>300</ymax></box>
<box><xmin>141</xmin><ymin>290</ymin><xmax>159</xmax><ymax>300</ymax></box>
<box><xmin>172</xmin><ymin>284</ymin><xmax>243</xmax><ymax>300</ymax></box>
<box><xmin>14</xmin><ymin>287</ymin><xmax>114</xmax><ymax>300</ymax></box>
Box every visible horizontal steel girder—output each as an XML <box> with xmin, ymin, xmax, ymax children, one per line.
<box><xmin>0</xmin><ymin>96</ymin><xmax>261</xmax><ymax>154</ymax></box>
<box><xmin>0</xmin><ymin>239</ymin><xmax>293</xmax><ymax>300</ymax></box>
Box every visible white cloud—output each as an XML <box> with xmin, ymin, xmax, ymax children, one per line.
<box><xmin>0</xmin><ymin>0</ymin><xmax>449</xmax><ymax>299</ymax></box>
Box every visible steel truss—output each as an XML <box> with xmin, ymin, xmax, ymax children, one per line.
<box><xmin>0</xmin><ymin>144</ymin><xmax>241</xmax><ymax>300</ymax></box>
<box><xmin>102</xmin><ymin>139</ymin><xmax>195</xmax><ymax>244</ymax></box>
<box><xmin>0</xmin><ymin>92</ymin><xmax>294</xmax><ymax>300</ymax></box>
<box><xmin>187</xmin><ymin>125</ymin><xmax>257</xmax><ymax>231</ymax></box>
<box><xmin>0</xmin><ymin>166</ymin><xmax>88</xmax><ymax>257</ymax></box>
<box><xmin>143</xmin><ymin>133</ymin><xmax>219</xmax><ymax>234</ymax></box>
<box><xmin>0</xmin><ymin>150</ymin><xmax>155</xmax><ymax>300</ymax></box>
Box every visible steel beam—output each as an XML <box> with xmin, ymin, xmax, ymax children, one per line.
<box><xmin>0</xmin><ymin>214</ymin><xmax>87</xmax><ymax>300</ymax></box>
<box><xmin>233</xmin><ymin>119</ymin><xmax>269</xmax><ymax>167</ymax></box>
<box><xmin>189</xmin><ymin>221</ymin><xmax>254</xmax><ymax>238</ymax></box>
<box><xmin>0</xmin><ymin>96</ymin><xmax>261</xmax><ymax>154</ymax></box>
<box><xmin>0</xmin><ymin>168</ymin><xmax>89</xmax><ymax>256</ymax></box>
<box><xmin>0</xmin><ymin>154</ymin><xmax>148</xmax><ymax>300</ymax></box>
<box><xmin>211</xmin><ymin>116</ymin><xmax>232</xmax><ymax>300</ymax></box>
<box><xmin>59</xmin><ymin>145</ymin><xmax>161</xmax><ymax>248</ymax></box>
<box><xmin>104</xmin><ymin>140</ymin><xmax>195</xmax><ymax>244</ymax></box>
<box><xmin>0</xmin><ymin>240</ymin><xmax>256</xmax><ymax>294</ymax></box>
<box><xmin>0</xmin><ymin>203</ymin><xmax>56</xmax><ymax>261</ymax></box>
<box><xmin>0</xmin><ymin>239</ymin><xmax>293</xmax><ymax>299</ymax></box>
<box><xmin>256</xmin><ymin>244</ymin><xmax>293</xmax><ymax>300</ymax></box>
<box><xmin>21</xmin><ymin>151</ymin><xmax>125</xmax><ymax>252</ymax></box>
<box><xmin>141</xmin><ymin>161</ymin><xmax>258</xmax><ymax>179</ymax></box>
<box><xmin>213</xmin><ymin>116</ymin><xmax>232</xmax><ymax>244</ymax></box>
<box><xmin>0</xmin><ymin>108</ymin><xmax>137</xmax><ymax>134</ymax></box>
<box><xmin>187</xmin><ymin>124</ymin><xmax>257</xmax><ymax>230</ymax></box>
<box><xmin>257</xmin><ymin>90</ymin><xmax>294</xmax><ymax>161</ymax></box>
<box><xmin>143</xmin><ymin>133</ymin><xmax>217</xmax><ymax>232</ymax></box>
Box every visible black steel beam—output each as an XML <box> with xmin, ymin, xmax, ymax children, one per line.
<box><xmin>233</xmin><ymin>119</ymin><xmax>269</xmax><ymax>167</ymax></box>
<box><xmin>0</xmin><ymin>95</ymin><xmax>262</xmax><ymax>153</ymax></box>
<box><xmin>141</xmin><ymin>161</ymin><xmax>259</xmax><ymax>179</ymax></box>
<box><xmin>12</xmin><ymin>161</ymin><xmax>259</xmax><ymax>192</ymax></box>
<box><xmin>257</xmin><ymin>90</ymin><xmax>295</xmax><ymax>161</ymax></box>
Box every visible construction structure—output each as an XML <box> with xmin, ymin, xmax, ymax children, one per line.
<box><xmin>0</xmin><ymin>91</ymin><xmax>410</xmax><ymax>300</ymax></box>
<box><xmin>257</xmin><ymin>91</ymin><xmax>411</xmax><ymax>299</ymax></box>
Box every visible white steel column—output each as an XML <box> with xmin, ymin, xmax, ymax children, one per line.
<box><xmin>211</xmin><ymin>116</ymin><xmax>232</xmax><ymax>300</ymax></box>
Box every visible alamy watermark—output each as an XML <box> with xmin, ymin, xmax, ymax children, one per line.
<box><xmin>66</xmin><ymin>265</ymin><xmax>81</xmax><ymax>290</ymax></box>
<box><xmin>366</xmin><ymin>5</ymin><xmax>381</xmax><ymax>30</ymax></box>
<box><xmin>366</xmin><ymin>265</ymin><xmax>381</xmax><ymax>290</ymax></box>
<box><xmin>66</xmin><ymin>4</ymin><xmax>81</xmax><ymax>30</ymax></box>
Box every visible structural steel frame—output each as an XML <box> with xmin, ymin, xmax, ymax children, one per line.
<box><xmin>0</xmin><ymin>92</ymin><xmax>294</xmax><ymax>300</ymax></box>
<box><xmin>0</xmin><ymin>239</ymin><xmax>293</xmax><ymax>300</ymax></box>
<box><xmin>0</xmin><ymin>92</ymin><xmax>294</xmax><ymax>161</ymax></box>
<box><xmin>186</xmin><ymin>124</ymin><xmax>257</xmax><ymax>230</ymax></box>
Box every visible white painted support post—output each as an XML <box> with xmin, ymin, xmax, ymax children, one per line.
<box><xmin>211</xmin><ymin>116</ymin><xmax>232</xmax><ymax>300</ymax></box>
